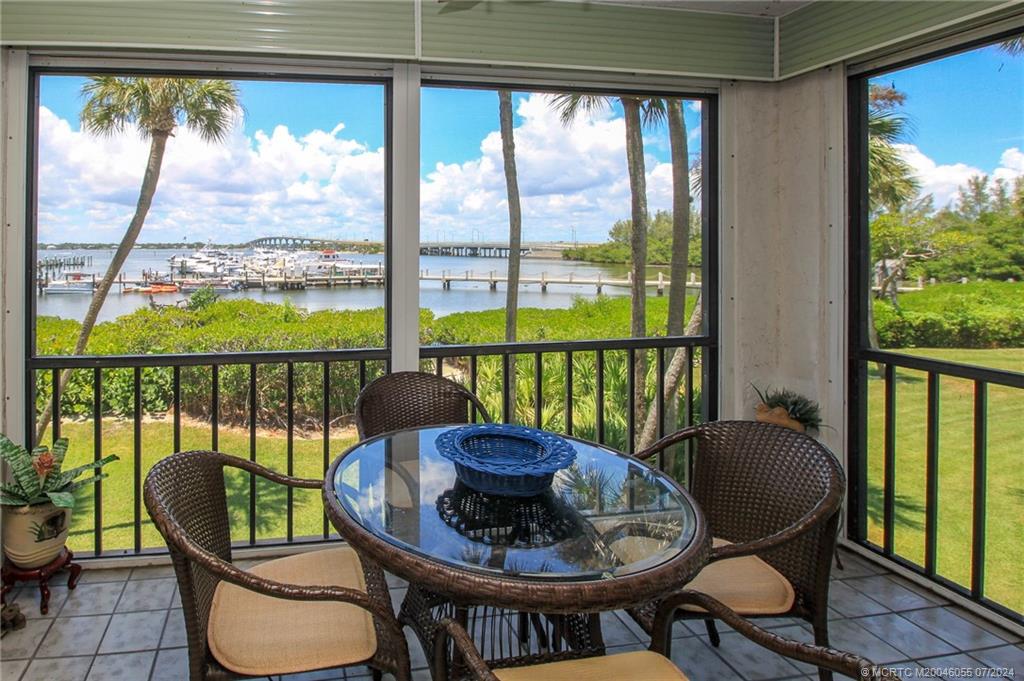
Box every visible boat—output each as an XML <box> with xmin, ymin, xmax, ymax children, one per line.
<box><xmin>43</xmin><ymin>279</ymin><xmax>94</xmax><ymax>294</ymax></box>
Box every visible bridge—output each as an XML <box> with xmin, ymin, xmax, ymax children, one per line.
<box><xmin>245</xmin><ymin>236</ymin><xmax>575</xmax><ymax>259</ymax></box>
<box><xmin>246</xmin><ymin>236</ymin><xmax>374</xmax><ymax>250</ymax></box>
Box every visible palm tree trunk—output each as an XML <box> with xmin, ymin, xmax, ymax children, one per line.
<box><xmin>665</xmin><ymin>99</ymin><xmax>690</xmax><ymax>338</ymax></box>
<box><xmin>659</xmin><ymin>99</ymin><xmax>691</xmax><ymax>435</ymax></box>
<box><xmin>637</xmin><ymin>292</ymin><xmax>702</xmax><ymax>450</ymax></box>
<box><xmin>35</xmin><ymin>132</ymin><xmax>169</xmax><ymax>444</ymax></box>
<box><xmin>622</xmin><ymin>98</ymin><xmax>649</xmax><ymax>440</ymax></box>
<box><xmin>499</xmin><ymin>90</ymin><xmax>522</xmax><ymax>418</ymax></box>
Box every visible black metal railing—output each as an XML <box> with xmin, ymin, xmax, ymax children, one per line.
<box><xmin>850</xmin><ymin>348</ymin><xmax>1024</xmax><ymax>625</ymax></box>
<box><xmin>27</xmin><ymin>335</ymin><xmax>714</xmax><ymax>560</ymax></box>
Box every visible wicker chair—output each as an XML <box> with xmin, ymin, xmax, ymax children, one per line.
<box><xmin>355</xmin><ymin>370</ymin><xmax>492</xmax><ymax>439</ymax></box>
<box><xmin>143</xmin><ymin>451</ymin><xmax>411</xmax><ymax>681</ymax></box>
<box><xmin>434</xmin><ymin>591</ymin><xmax>893</xmax><ymax>681</ymax></box>
<box><xmin>626</xmin><ymin>421</ymin><xmax>845</xmax><ymax>681</ymax></box>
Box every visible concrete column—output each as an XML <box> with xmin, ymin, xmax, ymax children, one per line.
<box><xmin>718</xmin><ymin>66</ymin><xmax>846</xmax><ymax>457</ymax></box>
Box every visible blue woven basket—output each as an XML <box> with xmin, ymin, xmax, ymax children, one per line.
<box><xmin>435</xmin><ymin>424</ymin><xmax>577</xmax><ymax>497</ymax></box>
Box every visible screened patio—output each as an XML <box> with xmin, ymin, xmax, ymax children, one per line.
<box><xmin>0</xmin><ymin>1</ymin><xmax>1022</xmax><ymax>680</ymax></box>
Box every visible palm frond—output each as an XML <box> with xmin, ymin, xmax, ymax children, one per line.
<box><xmin>547</xmin><ymin>93</ymin><xmax>610</xmax><ymax>127</ymax></box>
<box><xmin>81</xmin><ymin>76</ymin><xmax>240</xmax><ymax>142</ymax></box>
<box><xmin>999</xmin><ymin>35</ymin><xmax>1024</xmax><ymax>56</ymax></box>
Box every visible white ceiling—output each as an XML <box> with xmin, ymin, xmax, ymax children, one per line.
<box><xmin>591</xmin><ymin>0</ymin><xmax>813</xmax><ymax>18</ymax></box>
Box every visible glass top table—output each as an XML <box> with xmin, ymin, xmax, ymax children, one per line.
<box><xmin>328</xmin><ymin>425</ymin><xmax>701</xmax><ymax>584</ymax></box>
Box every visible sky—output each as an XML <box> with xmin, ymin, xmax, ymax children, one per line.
<box><xmin>35</xmin><ymin>37</ymin><xmax>1023</xmax><ymax>246</ymax></box>
<box><xmin>871</xmin><ymin>41</ymin><xmax>1024</xmax><ymax>209</ymax></box>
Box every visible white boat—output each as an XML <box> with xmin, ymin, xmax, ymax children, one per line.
<box><xmin>44</xmin><ymin>280</ymin><xmax>94</xmax><ymax>294</ymax></box>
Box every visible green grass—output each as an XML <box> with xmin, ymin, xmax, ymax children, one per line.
<box><xmin>49</xmin><ymin>419</ymin><xmax>358</xmax><ymax>554</ymax></box>
<box><xmin>865</xmin><ymin>347</ymin><xmax>1023</xmax><ymax>614</ymax></box>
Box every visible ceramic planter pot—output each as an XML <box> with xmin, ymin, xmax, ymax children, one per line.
<box><xmin>755</xmin><ymin>403</ymin><xmax>805</xmax><ymax>433</ymax></box>
<box><xmin>2</xmin><ymin>502</ymin><xmax>71</xmax><ymax>568</ymax></box>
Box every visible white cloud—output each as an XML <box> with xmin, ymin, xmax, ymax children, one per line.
<box><xmin>895</xmin><ymin>144</ymin><xmax>1024</xmax><ymax>210</ymax></box>
<box><xmin>37</xmin><ymin>106</ymin><xmax>385</xmax><ymax>244</ymax></box>
<box><xmin>39</xmin><ymin>93</ymin><xmax>699</xmax><ymax>245</ymax></box>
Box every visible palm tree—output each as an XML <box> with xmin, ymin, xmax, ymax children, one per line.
<box><xmin>35</xmin><ymin>76</ymin><xmax>241</xmax><ymax>444</ymax></box>
<box><xmin>498</xmin><ymin>89</ymin><xmax>523</xmax><ymax>408</ymax></box>
<box><xmin>864</xmin><ymin>84</ymin><xmax>918</xmax><ymax>357</ymax></box>
<box><xmin>637</xmin><ymin>97</ymin><xmax>699</xmax><ymax>449</ymax></box>
<box><xmin>549</xmin><ymin>93</ymin><xmax>659</xmax><ymax>435</ymax></box>
<box><xmin>867</xmin><ymin>84</ymin><xmax>919</xmax><ymax>214</ymax></box>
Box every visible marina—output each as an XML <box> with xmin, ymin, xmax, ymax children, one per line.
<box><xmin>33</xmin><ymin>245</ymin><xmax>695</xmax><ymax>323</ymax></box>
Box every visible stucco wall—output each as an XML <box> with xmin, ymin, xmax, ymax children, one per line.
<box><xmin>719</xmin><ymin>66</ymin><xmax>846</xmax><ymax>456</ymax></box>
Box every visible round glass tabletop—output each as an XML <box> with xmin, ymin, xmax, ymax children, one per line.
<box><xmin>331</xmin><ymin>425</ymin><xmax>697</xmax><ymax>581</ymax></box>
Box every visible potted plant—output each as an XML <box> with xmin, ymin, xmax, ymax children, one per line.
<box><xmin>1</xmin><ymin>435</ymin><xmax>117</xmax><ymax>568</ymax></box>
<box><xmin>751</xmin><ymin>385</ymin><xmax>822</xmax><ymax>434</ymax></box>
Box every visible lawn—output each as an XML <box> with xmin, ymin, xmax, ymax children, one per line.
<box><xmin>864</xmin><ymin>347</ymin><xmax>1023</xmax><ymax>614</ymax></box>
<box><xmin>44</xmin><ymin>346</ymin><xmax>1022</xmax><ymax>616</ymax></box>
<box><xmin>49</xmin><ymin>419</ymin><xmax>359</xmax><ymax>555</ymax></box>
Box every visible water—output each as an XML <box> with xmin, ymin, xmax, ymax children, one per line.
<box><xmin>36</xmin><ymin>247</ymin><xmax>663</xmax><ymax>324</ymax></box>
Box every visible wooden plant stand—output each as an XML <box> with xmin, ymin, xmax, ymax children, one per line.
<box><xmin>1</xmin><ymin>548</ymin><xmax>82</xmax><ymax>615</ymax></box>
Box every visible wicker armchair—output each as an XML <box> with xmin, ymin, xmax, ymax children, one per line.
<box><xmin>355</xmin><ymin>371</ymin><xmax>492</xmax><ymax>439</ymax></box>
<box><xmin>143</xmin><ymin>451</ymin><xmax>411</xmax><ymax>681</ymax></box>
<box><xmin>434</xmin><ymin>591</ymin><xmax>893</xmax><ymax>681</ymax></box>
<box><xmin>627</xmin><ymin>421</ymin><xmax>844</xmax><ymax>681</ymax></box>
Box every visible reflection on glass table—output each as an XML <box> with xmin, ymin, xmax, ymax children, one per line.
<box><xmin>332</xmin><ymin>426</ymin><xmax>697</xmax><ymax>581</ymax></box>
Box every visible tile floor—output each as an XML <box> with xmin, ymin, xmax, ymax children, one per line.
<box><xmin>0</xmin><ymin>548</ymin><xmax>1020</xmax><ymax>681</ymax></box>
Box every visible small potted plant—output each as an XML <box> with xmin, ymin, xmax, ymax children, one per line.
<box><xmin>751</xmin><ymin>385</ymin><xmax>822</xmax><ymax>434</ymax></box>
<box><xmin>1</xmin><ymin>435</ymin><xmax>117</xmax><ymax>568</ymax></box>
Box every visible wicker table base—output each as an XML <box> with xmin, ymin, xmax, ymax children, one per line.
<box><xmin>400</xmin><ymin>583</ymin><xmax>605</xmax><ymax>681</ymax></box>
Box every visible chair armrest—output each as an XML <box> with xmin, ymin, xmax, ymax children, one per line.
<box><xmin>709</xmin><ymin>494</ymin><xmax>841</xmax><ymax>562</ymax></box>
<box><xmin>194</xmin><ymin>450</ymin><xmax>322</xmax><ymax>489</ymax></box>
<box><xmin>651</xmin><ymin>591</ymin><xmax>895</xmax><ymax>678</ymax></box>
<box><xmin>632</xmin><ymin>426</ymin><xmax>702</xmax><ymax>462</ymax></box>
<box><xmin>434</xmin><ymin>618</ymin><xmax>502</xmax><ymax>681</ymax></box>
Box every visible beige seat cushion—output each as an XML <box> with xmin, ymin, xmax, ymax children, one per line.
<box><xmin>208</xmin><ymin>547</ymin><xmax>377</xmax><ymax>676</ymax></box>
<box><xmin>495</xmin><ymin>651</ymin><xmax>688</xmax><ymax>681</ymax></box>
<box><xmin>681</xmin><ymin>538</ymin><xmax>795</xmax><ymax>615</ymax></box>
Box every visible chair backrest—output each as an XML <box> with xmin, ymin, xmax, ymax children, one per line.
<box><xmin>354</xmin><ymin>371</ymin><xmax>492</xmax><ymax>439</ymax></box>
<box><xmin>143</xmin><ymin>451</ymin><xmax>235</xmax><ymax>680</ymax></box>
<box><xmin>688</xmin><ymin>421</ymin><xmax>844</xmax><ymax>618</ymax></box>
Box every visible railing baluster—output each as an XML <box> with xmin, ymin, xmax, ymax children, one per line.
<box><xmin>533</xmin><ymin>352</ymin><xmax>543</xmax><ymax>429</ymax></box>
<box><xmin>883</xmin><ymin>363</ymin><xmax>896</xmax><ymax>556</ymax></box>
<box><xmin>436</xmin><ymin>357</ymin><xmax>443</xmax><ymax>377</ymax></box>
<box><xmin>359</xmin><ymin>359</ymin><xmax>367</xmax><ymax>390</ymax></box>
<box><xmin>323</xmin><ymin>361</ymin><xmax>331</xmax><ymax>539</ymax></box>
<box><xmin>627</xmin><ymin>347</ymin><xmax>636</xmax><ymax>453</ymax></box>
<box><xmin>172</xmin><ymin>366</ymin><xmax>181</xmax><ymax>453</ymax></box>
<box><xmin>656</xmin><ymin>347</ymin><xmax>665</xmax><ymax>471</ymax></box>
<box><xmin>685</xmin><ymin>347</ymin><xmax>694</xmax><ymax>427</ymax></box>
<box><xmin>685</xmin><ymin>347</ymin><xmax>695</xmax><ymax>484</ymax></box>
<box><xmin>564</xmin><ymin>351</ymin><xmax>573</xmax><ymax>436</ymax></box>
<box><xmin>133</xmin><ymin>366</ymin><xmax>142</xmax><ymax>554</ymax></box>
<box><xmin>51</xmin><ymin>368</ymin><xmax>60</xmax><ymax>443</ymax></box>
<box><xmin>470</xmin><ymin>355</ymin><xmax>479</xmax><ymax>422</ymax></box>
<box><xmin>596</xmin><ymin>350</ymin><xmax>605</xmax><ymax>445</ymax></box>
<box><xmin>971</xmin><ymin>380</ymin><xmax>987</xmax><ymax>600</ymax></box>
<box><xmin>211</xmin><ymin>365</ymin><xmax>219</xmax><ymax>451</ymax></box>
<box><xmin>93</xmin><ymin>367</ymin><xmax>102</xmax><ymax>556</ymax></box>
<box><xmin>502</xmin><ymin>353</ymin><xmax>511</xmax><ymax>424</ymax></box>
<box><xmin>924</xmin><ymin>372</ymin><xmax>939</xmax><ymax>578</ymax></box>
<box><xmin>249</xmin><ymin>363</ymin><xmax>257</xmax><ymax>545</ymax></box>
<box><xmin>286</xmin><ymin>362</ymin><xmax>295</xmax><ymax>543</ymax></box>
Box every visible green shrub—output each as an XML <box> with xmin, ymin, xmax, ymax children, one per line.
<box><xmin>873</xmin><ymin>282</ymin><xmax>1024</xmax><ymax>348</ymax></box>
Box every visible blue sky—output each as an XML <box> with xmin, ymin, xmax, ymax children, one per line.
<box><xmin>872</xmin><ymin>42</ymin><xmax>1024</xmax><ymax>172</ymax></box>
<box><xmin>34</xmin><ymin>37</ymin><xmax>1022</xmax><ymax>244</ymax></box>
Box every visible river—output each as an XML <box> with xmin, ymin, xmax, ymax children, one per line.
<box><xmin>36</xmin><ymin>247</ymin><xmax>670</xmax><ymax>323</ymax></box>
